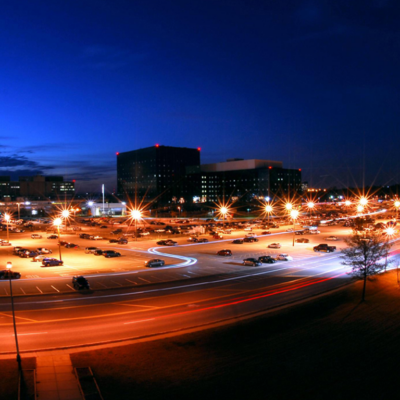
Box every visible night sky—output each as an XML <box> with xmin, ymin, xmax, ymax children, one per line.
<box><xmin>1</xmin><ymin>1</ymin><xmax>399</xmax><ymax>193</ymax></box>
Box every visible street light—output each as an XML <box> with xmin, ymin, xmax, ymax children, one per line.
<box><xmin>290</xmin><ymin>209</ymin><xmax>299</xmax><ymax>246</ymax></box>
<box><xmin>220</xmin><ymin>206</ymin><xmax>228</xmax><ymax>228</ymax></box>
<box><xmin>131</xmin><ymin>209</ymin><xmax>142</xmax><ymax>241</ymax></box>
<box><xmin>265</xmin><ymin>204</ymin><xmax>273</xmax><ymax>226</ymax></box>
<box><xmin>394</xmin><ymin>200</ymin><xmax>400</xmax><ymax>219</ymax></box>
<box><xmin>357</xmin><ymin>205</ymin><xmax>364</xmax><ymax>214</ymax></box>
<box><xmin>53</xmin><ymin>218</ymin><xmax>63</xmax><ymax>261</ymax></box>
<box><xmin>6</xmin><ymin>261</ymin><xmax>21</xmax><ymax>370</ymax></box>
<box><xmin>4</xmin><ymin>213</ymin><xmax>10</xmax><ymax>243</ymax></box>
<box><xmin>359</xmin><ymin>197</ymin><xmax>368</xmax><ymax>207</ymax></box>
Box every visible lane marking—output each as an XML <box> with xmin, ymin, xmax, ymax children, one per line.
<box><xmin>138</xmin><ymin>277</ymin><xmax>150</xmax><ymax>283</ymax></box>
<box><xmin>66</xmin><ymin>284</ymin><xmax>75</xmax><ymax>290</ymax></box>
<box><xmin>36</xmin><ymin>286</ymin><xmax>43</xmax><ymax>294</ymax></box>
<box><xmin>125</xmin><ymin>279</ymin><xmax>138</xmax><ymax>285</ymax></box>
<box><xmin>110</xmin><ymin>280</ymin><xmax>123</xmax><ymax>287</ymax></box>
<box><xmin>20</xmin><ymin>288</ymin><xmax>26</xmax><ymax>295</ymax></box>
<box><xmin>51</xmin><ymin>285</ymin><xmax>60</xmax><ymax>293</ymax></box>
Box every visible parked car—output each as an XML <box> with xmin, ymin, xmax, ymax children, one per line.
<box><xmin>0</xmin><ymin>270</ymin><xmax>21</xmax><ymax>279</ymax></box>
<box><xmin>42</xmin><ymin>258</ymin><xmax>64</xmax><ymax>267</ymax></box>
<box><xmin>187</xmin><ymin>237</ymin><xmax>199</xmax><ymax>242</ymax></box>
<box><xmin>258</xmin><ymin>255</ymin><xmax>276</xmax><ymax>264</ymax></box>
<box><xmin>232</xmin><ymin>239</ymin><xmax>244</xmax><ymax>244</ymax></box>
<box><xmin>72</xmin><ymin>276</ymin><xmax>90</xmax><ymax>290</ymax></box>
<box><xmin>197</xmin><ymin>238</ymin><xmax>209</xmax><ymax>243</ymax></box>
<box><xmin>93</xmin><ymin>236</ymin><xmax>103</xmax><ymax>240</ymax></box>
<box><xmin>261</xmin><ymin>231</ymin><xmax>271</xmax><ymax>235</ymax></box>
<box><xmin>37</xmin><ymin>247</ymin><xmax>52</xmax><ymax>254</ymax></box>
<box><xmin>31</xmin><ymin>234</ymin><xmax>42</xmax><ymax>239</ymax></box>
<box><xmin>295</xmin><ymin>231</ymin><xmax>305</xmax><ymax>235</ymax></box>
<box><xmin>244</xmin><ymin>237</ymin><xmax>258</xmax><ymax>243</ymax></box>
<box><xmin>276</xmin><ymin>253</ymin><xmax>293</xmax><ymax>261</ymax></box>
<box><xmin>295</xmin><ymin>238</ymin><xmax>309</xmax><ymax>243</ymax></box>
<box><xmin>33</xmin><ymin>254</ymin><xmax>47</xmax><ymax>263</ymax></box>
<box><xmin>13</xmin><ymin>246</ymin><xmax>23</xmax><ymax>254</ymax></box>
<box><xmin>64</xmin><ymin>243</ymin><xmax>79</xmax><ymax>248</ymax></box>
<box><xmin>245</xmin><ymin>233</ymin><xmax>257</xmax><ymax>238</ymax></box>
<box><xmin>145</xmin><ymin>259</ymin><xmax>165</xmax><ymax>268</ymax></box>
<box><xmin>93</xmin><ymin>249</ymin><xmax>103</xmax><ymax>255</ymax></box>
<box><xmin>85</xmin><ymin>247</ymin><xmax>98</xmax><ymax>254</ymax></box>
<box><xmin>47</xmin><ymin>235</ymin><xmax>58</xmax><ymax>239</ymax></box>
<box><xmin>0</xmin><ymin>241</ymin><xmax>12</xmax><ymax>246</ymax></box>
<box><xmin>103</xmin><ymin>250</ymin><xmax>121</xmax><ymax>258</ymax></box>
<box><xmin>325</xmin><ymin>236</ymin><xmax>338</xmax><ymax>241</ymax></box>
<box><xmin>20</xmin><ymin>250</ymin><xmax>39</xmax><ymax>258</ymax></box>
<box><xmin>268</xmin><ymin>243</ymin><xmax>281</xmax><ymax>249</ymax></box>
<box><xmin>156</xmin><ymin>240</ymin><xmax>177</xmax><ymax>246</ymax></box>
<box><xmin>243</xmin><ymin>258</ymin><xmax>262</xmax><ymax>266</ymax></box>
<box><xmin>217</xmin><ymin>249</ymin><xmax>232</xmax><ymax>256</ymax></box>
<box><xmin>213</xmin><ymin>234</ymin><xmax>223</xmax><ymax>239</ymax></box>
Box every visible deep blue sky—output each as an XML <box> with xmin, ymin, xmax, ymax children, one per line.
<box><xmin>1</xmin><ymin>0</ymin><xmax>399</xmax><ymax>193</ymax></box>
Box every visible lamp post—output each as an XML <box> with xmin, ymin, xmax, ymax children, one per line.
<box><xmin>290</xmin><ymin>209</ymin><xmax>299</xmax><ymax>246</ymax></box>
<box><xmin>307</xmin><ymin>202</ymin><xmax>315</xmax><ymax>220</ymax></box>
<box><xmin>131</xmin><ymin>209</ymin><xmax>141</xmax><ymax>241</ymax></box>
<box><xmin>394</xmin><ymin>200</ymin><xmax>400</xmax><ymax>220</ymax></box>
<box><xmin>61</xmin><ymin>209</ymin><xmax>70</xmax><ymax>231</ymax></box>
<box><xmin>265</xmin><ymin>204</ymin><xmax>273</xmax><ymax>227</ymax></box>
<box><xmin>4</xmin><ymin>213</ymin><xmax>10</xmax><ymax>243</ymax></box>
<box><xmin>220</xmin><ymin>206</ymin><xmax>228</xmax><ymax>229</ymax></box>
<box><xmin>6</xmin><ymin>261</ymin><xmax>21</xmax><ymax>370</ymax></box>
<box><xmin>53</xmin><ymin>218</ymin><xmax>62</xmax><ymax>261</ymax></box>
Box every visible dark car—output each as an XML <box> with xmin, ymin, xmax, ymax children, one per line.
<box><xmin>65</xmin><ymin>243</ymin><xmax>79</xmax><ymax>248</ymax></box>
<box><xmin>217</xmin><ymin>249</ymin><xmax>232</xmax><ymax>256</ymax></box>
<box><xmin>20</xmin><ymin>250</ymin><xmax>39</xmax><ymax>258</ymax></box>
<box><xmin>145</xmin><ymin>259</ymin><xmax>165</xmax><ymax>268</ymax></box>
<box><xmin>93</xmin><ymin>249</ymin><xmax>103</xmax><ymax>256</ymax></box>
<box><xmin>243</xmin><ymin>258</ymin><xmax>262</xmax><ymax>266</ymax></box>
<box><xmin>47</xmin><ymin>235</ymin><xmax>58</xmax><ymax>239</ymax></box>
<box><xmin>295</xmin><ymin>238</ymin><xmax>309</xmax><ymax>243</ymax></box>
<box><xmin>295</xmin><ymin>230</ymin><xmax>305</xmax><ymax>235</ymax></box>
<box><xmin>42</xmin><ymin>258</ymin><xmax>63</xmax><ymax>267</ymax></box>
<box><xmin>244</xmin><ymin>237</ymin><xmax>259</xmax><ymax>243</ymax></box>
<box><xmin>103</xmin><ymin>250</ymin><xmax>121</xmax><ymax>258</ymax></box>
<box><xmin>232</xmin><ymin>239</ymin><xmax>244</xmax><ymax>244</ymax></box>
<box><xmin>72</xmin><ymin>276</ymin><xmax>90</xmax><ymax>290</ymax></box>
<box><xmin>261</xmin><ymin>231</ymin><xmax>271</xmax><ymax>235</ymax></box>
<box><xmin>156</xmin><ymin>240</ymin><xmax>177</xmax><ymax>246</ymax></box>
<box><xmin>100</xmin><ymin>225</ymin><xmax>108</xmax><ymax>229</ymax></box>
<box><xmin>0</xmin><ymin>270</ymin><xmax>21</xmax><ymax>279</ymax></box>
<box><xmin>258</xmin><ymin>255</ymin><xmax>276</xmax><ymax>264</ymax></box>
<box><xmin>111</xmin><ymin>229</ymin><xmax>122</xmax><ymax>234</ymax></box>
<box><xmin>197</xmin><ymin>238</ymin><xmax>209</xmax><ymax>243</ymax></box>
<box><xmin>13</xmin><ymin>246</ymin><xmax>24</xmax><ymax>255</ymax></box>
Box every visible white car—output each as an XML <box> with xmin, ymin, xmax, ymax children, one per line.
<box><xmin>31</xmin><ymin>234</ymin><xmax>43</xmax><ymax>239</ymax></box>
<box><xmin>245</xmin><ymin>233</ymin><xmax>256</xmax><ymax>238</ymax></box>
<box><xmin>37</xmin><ymin>248</ymin><xmax>52</xmax><ymax>254</ymax></box>
<box><xmin>268</xmin><ymin>243</ymin><xmax>281</xmax><ymax>249</ymax></box>
<box><xmin>276</xmin><ymin>253</ymin><xmax>293</xmax><ymax>261</ymax></box>
<box><xmin>244</xmin><ymin>227</ymin><xmax>253</xmax><ymax>231</ymax></box>
<box><xmin>93</xmin><ymin>236</ymin><xmax>103</xmax><ymax>240</ymax></box>
<box><xmin>309</xmin><ymin>230</ymin><xmax>320</xmax><ymax>234</ymax></box>
<box><xmin>139</xmin><ymin>231</ymin><xmax>150</xmax><ymax>236</ymax></box>
<box><xmin>326</xmin><ymin>236</ymin><xmax>338</xmax><ymax>241</ymax></box>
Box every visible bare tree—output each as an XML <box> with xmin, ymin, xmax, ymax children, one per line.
<box><xmin>341</xmin><ymin>231</ymin><xmax>391</xmax><ymax>301</ymax></box>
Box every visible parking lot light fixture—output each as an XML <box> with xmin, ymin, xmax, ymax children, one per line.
<box><xmin>265</xmin><ymin>204</ymin><xmax>273</xmax><ymax>226</ymax></box>
<box><xmin>290</xmin><ymin>209</ymin><xmax>299</xmax><ymax>246</ymax></box>
<box><xmin>394</xmin><ymin>200</ymin><xmax>400</xmax><ymax>219</ymax></box>
<box><xmin>4</xmin><ymin>213</ymin><xmax>10</xmax><ymax>243</ymax></box>
<box><xmin>131</xmin><ymin>209</ymin><xmax>142</xmax><ymax>241</ymax></box>
<box><xmin>53</xmin><ymin>217</ymin><xmax>63</xmax><ymax>261</ymax></box>
<box><xmin>6</xmin><ymin>261</ymin><xmax>21</xmax><ymax>370</ymax></box>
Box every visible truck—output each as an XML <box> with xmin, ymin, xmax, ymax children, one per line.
<box><xmin>313</xmin><ymin>243</ymin><xmax>336</xmax><ymax>253</ymax></box>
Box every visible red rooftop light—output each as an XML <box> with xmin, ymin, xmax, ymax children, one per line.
<box><xmin>72</xmin><ymin>179</ymin><xmax>76</xmax><ymax>183</ymax></box>
<box><xmin>155</xmin><ymin>144</ymin><xmax>159</xmax><ymax>147</ymax></box>
<box><xmin>116</xmin><ymin>152</ymin><xmax>119</xmax><ymax>155</ymax></box>
<box><xmin>197</xmin><ymin>147</ymin><xmax>201</xmax><ymax>151</ymax></box>
<box><xmin>268</xmin><ymin>166</ymin><xmax>272</xmax><ymax>169</ymax></box>
<box><xmin>299</xmin><ymin>168</ymin><xmax>302</xmax><ymax>171</ymax></box>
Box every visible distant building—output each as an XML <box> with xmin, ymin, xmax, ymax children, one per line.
<box><xmin>117</xmin><ymin>145</ymin><xmax>201</xmax><ymax>204</ymax></box>
<box><xmin>0</xmin><ymin>175</ymin><xmax>75</xmax><ymax>200</ymax></box>
<box><xmin>186</xmin><ymin>158</ymin><xmax>302</xmax><ymax>202</ymax></box>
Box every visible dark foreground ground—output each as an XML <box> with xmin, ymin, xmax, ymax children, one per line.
<box><xmin>2</xmin><ymin>272</ymin><xmax>400</xmax><ymax>400</ymax></box>
<box><xmin>71</xmin><ymin>272</ymin><xmax>400</xmax><ymax>400</ymax></box>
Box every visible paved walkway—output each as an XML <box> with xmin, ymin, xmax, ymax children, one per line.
<box><xmin>36</xmin><ymin>352</ymin><xmax>82</xmax><ymax>400</ymax></box>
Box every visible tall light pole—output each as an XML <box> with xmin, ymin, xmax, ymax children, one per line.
<box><xmin>394</xmin><ymin>200</ymin><xmax>400</xmax><ymax>220</ymax></box>
<box><xmin>307</xmin><ymin>202</ymin><xmax>315</xmax><ymax>219</ymax></box>
<box><xmin>220</xmin><ymin>206</ymin><xmax>228</xmax><ymax>229</ymax></box>
<box><xmin>131</xmin><ymin>209</ymin><xmax>141</xmax><ymax>241</ymax></box>
<box><xmin>4</xmin><ymin>213</ymin><xmax>10</xmax><ymax>243</ymax></box>
<box><xmin>265</xmin><ymin>204</ymin><xmax>273</xmax><ymax>227</ymax></box>
<box><xmin>54</xmin><ymin>218</ymin><xmax>63</xmax><ymax>261</ymax></box>
<box><xmin>61</xmin><ymin>209</ymin><xmax>70</xmax><ymax>231</ymax></box>
<box><xmin>6</xmin><ymin>261</ymin><xmax>21</xmax><ymax>370</ymax></box>
<box><xmin>290</xmin><ymin>209</ymin><xmax>299</xmax><ymax>246</ymax></box>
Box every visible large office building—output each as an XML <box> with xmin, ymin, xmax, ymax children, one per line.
<box><xmin>0</xmin><ymin>175</ymin><xmax>75</xmax><ymax>200</ymax></box>
<box><xmin>117</xmin><ymin>145</ymin><xmax>201</xmax><ymax>203</ymax></box>
<box><xmin>186</xmin><ymin>158</ymin><xmax>302</xmax><ymax>203</ymax></box>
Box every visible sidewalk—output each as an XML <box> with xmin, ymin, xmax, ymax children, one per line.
<box><xmin>36</xmin><ymin>352</ymin><xmax>82</xmax><ymax>400</ymax></box>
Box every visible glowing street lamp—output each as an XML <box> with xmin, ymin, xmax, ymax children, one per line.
<box><xmin>307</xmin><ymin>201</ymin><xmax>315</xmax><ymax>219</ymax></box>
<box><xmin>220</xmin><ymin>206</ymin><xmax>228</xmax><ymax>227</ymax></box>
<box><xmin>290</xmin><ymin>209</ymin><xmax>299</xmax><ymax>246</ymax></box>
<box><xmin>285</xmin><ymin>203</ymin><xmax>293</xmax><ymax>212</ymax></box>
<box><xmin>394</xmin><ymin>200</ymin><xmax>400</xmax><ymax>219</ymax></box>
<box><xmin>359</xmin><ymin>197</ymin><xmax>368</xmax><ymax>207</ymax></box>
<box><xmin>53</xmin><ymin>218</ymin><xmax>63</xmax><ymax>261</ymax></box>
<box><xmin>4</xmin><ymin>213</ymin><xmax>10</xmax><ymax>243</ymax></box>
<box><xmin>6</xmin><ymin>261</ymin><xmax>21</xmax><ymax>370</ymax></box>
<box><xmin>265</xmin><ymin>204</ymin><xmax>273</xmax><ymax>226</ymax></box>
<box><xmin>357</xmin><ymin>205</ymin><xmax>364</xmax><ymax>214</ymax></box>
<box><xmin>131</xmin><ymin>209</ymin><xmax>142</xmax><ymax>241</ymax></box>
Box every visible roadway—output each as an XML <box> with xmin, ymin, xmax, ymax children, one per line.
<box><xmin>0</xmin><ymin>218</ymin><xmax>398</xmax><ymax>353</ymax></box>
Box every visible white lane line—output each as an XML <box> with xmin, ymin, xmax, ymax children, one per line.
<box><xmin>51</xmin><ymin>285</ymin><xmax>60</xmax><ymax>293</ymax></box>
<box><xmin>36</xmin><ymin>286</ymin><xmax>43</xmax><ymax>294</ymax></box>
<box><xmin>125</xmin><ymin>279</ymin><xmax>138</xmax><ymax>285</ymax></box>
<box><xmin>20</xmin><ymin>288</ymin><xmax>26</xmax><ymax>294</ymax></box>
<box><xmin>182</xmin><ymin>274</ymin><xmax>191</xmax><ymax>278</ymax></box>
<box><xmin>66</xmin><ymin>284</ymin><xmax>75</xmax><ymax>290</ymax></box>
<box><xmin>96</xmin><ymin>282</ymin><xmax>107</xmax><ymax>288</ymax></box>
<box><xmin>138</xmin><ymin>277</ymin><xmax>151</xmax><ymax>283</ymax></box>
<box><xmin>124</xmin><ymin>318</ymin><xmax>155</xmax><ymax>325</ymax></box>
<box><xmin>110</xmin><ymin>280</ymin><xmax>123</xmax><ymax>287</ymax></box>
